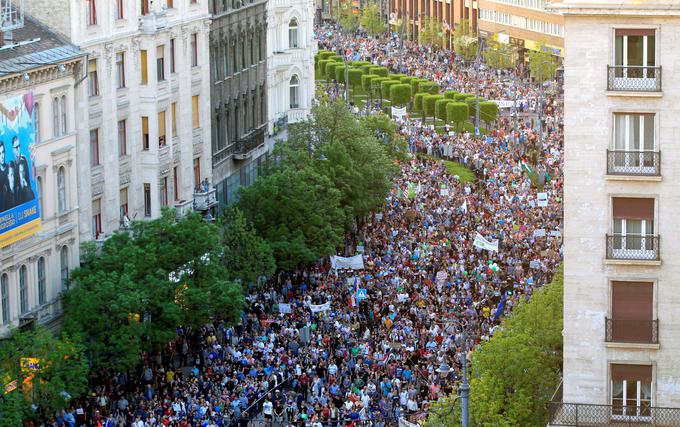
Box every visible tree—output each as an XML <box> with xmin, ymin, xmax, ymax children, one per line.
<box><xmin>414</xmin><ymin>92</ymin><xmax>426</xmax><ymax>112</ymax></box>
<box><xmin>452</xmin><ymin>19</ymin><xmax>477</xmax><ymax>61</ymax></box>
<box><xmin>446</xmin><ymin>102</ymin><xmax>469</xmax><ymax>131</ymax></box>
<box><xmin>466</xmin><ymin>96</ymin><xmax>485</xmax><ymax>118</ymax></box>
<box><xmin>380</xmin><ymin>79</ymin><xmax>399</xmax><ymax>102</ymax></box>
<box><xmin>411</xmin><ymin>78</ymin><xmax>427</xmax><ymax>94</ymax></box>
<box><xmin>63</xmin><ymin>211</ymin><xmax>245</xmax><ymax>373</ymax></box>
<box><xmin>444</xmin><ymin>90</ymin><xmax>459</xmax><ymax>100</ymax></box>
<box><xmin>435</xmin><ymin>98</ymin><xmax>452</xmax><ymax>123</ymax></box>
<box><xmin>359</xmin><ymin>0</ymin><xmax>385</xmax><ymax>37</ymax></box>
<box><xmin>0</xmin><ymin>326</ymin><xmax>88</xmax><ymax>425</ymax></box>
<box><xmin>335</xmin><ymin>64</ymin><xmax>347</xmax><ymax>84</ymax></box>
<box><xmin>418</xmin><ymin>16</ymin><xmax>445</xmax><ymax>48</ymax></box>
<box><xmin>390</xmin><ymin>84</ymin><xmax>412</xmax><ymax>106</ymax></box>
<box><xmin>348</xmin><ymin>68</ymin><xmax>363</xmax><ymax>101</ymax></box>
<box><xmin>325</xmin><ymin>61</ymin><xmax>340</xmax><ymax>81</ymax></box>
<box><xmin>369</xmin><ymin>66</ymin><xmax>389</xmax><ymax>77</ymax></box>
<box><xmin>426</xmin><ymin>270</ymin><xmax>563</xmax><ymax>427</ymax></box>
<box><xmin>360</xmin><ymin>63</ymin><xmax>374</xmax><ymax>75</ymax></box>
<box><xmin>238</xmin><ymin>168</ymin><xmax>345</xmax><ymax>270</ymax></box>
<box><xmin>400</xmin><ymin>75</ymin><xmax>416</xmax><ymax>86</ymax></box>
<box><xmin>359</xmin><ymin>113</ymin><xmax>408</xmax><ymax>160</ymax></box>
<box><xmin>362</xmin><ymin>74</ymin><xmax>378</xmax><ymax>99</ymax></box>
<box><xmin>527</xmin><ymin>43</ymin><xmax>559</xmax><ymax>81</ymax></box>
<box><xmin>454</xmin><ymin>92</ymin><xmax>474</xmax><ymax>102</ymax></box>
<box><xmin>479</xmin><ymin>101</ymin><xmax>499</xmax><ymax>126</ymax></box>
<box><xmin>419</xmin><ymin>82</ymin><xmax>440</xmax><ymax>94</ymax></box>
<box><xmin>338</xmin><ymin>3</ymin><xmax>359</xmax><ymax>32</ymax></box>
<box><xmin>423</xmin><ymin>94</ymin><xmax>444</xmax><ymax>123</ymax></box>
<box><xmin>219</xmin><ymin>206</ymin><xmax>276</xmax><ymax>288</ymax></box>
<box><xmin>483</xmin><ymin>40</ymin><xmax>514</xmax><ymax>69</ymax></box>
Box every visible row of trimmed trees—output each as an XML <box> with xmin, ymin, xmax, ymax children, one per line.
<box><xmin>316</xmin><ymin>50</ymin><xmax>499</xmax><ymax>129</ymax></box>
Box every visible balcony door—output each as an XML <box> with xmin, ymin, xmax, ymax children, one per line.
<box><xmin>612</xmin><ymin>197</ymin><xmax>655</xmax><ymax>256</ymax></box>
<box><xmin>611</xmin><ymin>281</ymin><xmax>654</xmax><ymax>343</ymax></box>
<box><xmin>615</xmin><ymin>29</ymin><xmax>655</xmax><ymax>79</ymax></box>
<box><xmin>611</xmin><ymin>364</ymin><xmax>652</xmax><ymax>420</ymax></box>
<box><xmin>613</xmin><ymin>113</ymin><xmax>655</xmax><ymax>173</ymax></box>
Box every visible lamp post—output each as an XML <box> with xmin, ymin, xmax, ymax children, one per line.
<box><xmin>457</xmin><ymin>332</ymin><xmax>470</xmax><ymax>427</ymax></box>
<box><xmin>474</xmin><ymin>37</ymin><xmax>485</xmax><ymax>136</ymax></box>
<box><xmin>537</xmin><ymin>60</ymin><xmax>552</xmax><ymax>158</ymax></box>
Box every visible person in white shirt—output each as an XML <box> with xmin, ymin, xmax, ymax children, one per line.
<box><xmin>263</xmin><ymin>397</ymin><xmax>274</xmax><ymax>424</ymax></box>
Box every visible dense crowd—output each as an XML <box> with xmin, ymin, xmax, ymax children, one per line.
<box><xmin>51</xmin><ymin>25</ymin><xmax>564</xmax><ymax>427</ymax></box>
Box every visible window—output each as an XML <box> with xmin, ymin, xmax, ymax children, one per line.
<box><xmin>171</xmin><ymin>102</ymin><xmax>177</xmax><ymax>137</ymax></box>
<box><xmin>191</xmin><ymin>33</ymin><xmax>198</xmax><ymax>67</ymax></box>
<box><xmin>140</xmin><ymin>50</ymin><xmax>148</xmax><ymax>85</ymax></box>
<box><xmin>118</xmin><ymin>119</ymin><xmax>127</xmax><ymax>156</ymax></box>
<box><xmin>157</xmin><ymin>44</ymin><xmax>165</xmax><ymax>81</ymax></box>
<box><xmin>615</xmin><ymin>29</ymin><xmax>656</xmax><ymax>77</ymax></box>
<box><xmin>37</xmin><ymin>176</ymin><xmax>43</xmax><ymax>218</ymax></box>
<box><xmin>289</xmin><ymin>74</ymin><xmax>299</xmax><ymax>109</ymax></box>
<box><xmin>90</xmin><ymin>129</ymin><xmax>100</xmax><ymax>166</ymax></box>
<box><xmin>34</xmin><ymin>103</ymin><xmax>40</xmax><ymax>143</ymax></box>
<box><xmin>289</xmin><ymin>18</ymin><xmax>299</xmax><ymax>48</ymax></box>
<box><xmin>213</xmin><ymin>47</ymin><xmax>220</xmax><ymax>81</ymax></box>
<box><xmin>170</xmin><ymin>39</ymin><xmax>176</xmax><ymax>73</ymax></box>
<box><xmin>167</xmin><ymin>0</ymin><xmax>174</xmax><ymax>8</ymax></box>
<box><xmin>52</xmin><ymin>97</ymin><xmax>59</xmax><ymax>136</ymax></box>
<box><xmin>141</xmin><ymin>0</ymin><xmax>149</xmax><ymax>15</ymax></box>
<box><xmin>611</xmin><ymin>364</ymin><xmax>652</xmax><ymax>418</ymax></box>
<box><xmin>192</xmin><ymin>95</ymin><xmax>200</xmax><ymax>129</ymax></box>
<box><xmin>37</xmin><ymin>257</ymin><xmax>46</xmax><ymax>306</ymax></box>
<box><xmin>214</xmin><ymin>111</ymin><xmax>222</xmax><ymax>151</ymax></box>
<box><xmin>142</xmin><ymin>116</ymin><xmax>149</xmax><ymax>150</ymax></box>
<box><xmin>613</xmin><ymin>113</ymin><xmax>655</xmax><ymax>173</ymax></box>
<box><xmin>116</xmin><ymin>52</ymin><xmax>126</xmax><ymax>88</ymax></box>
<box><xmin>60</xmin><ymin>246</ymin><xmax>69</xmax><ymax>290</ymax></box>
<box><xmin>120</xmin><ymin>187</ymin><xmax>128</xmax><ymax>224</ymax></box>
<box><xmin>86</xmin><ymin>0</ymin><xmax>97</xmax><ymax>25</ymax></box>
<box><xmin>158</xmin><ymin>111</ymin><xmax>166</xmax><ymax>146</ymax></box>
<box><xmin>0</xmin><ymin>274</ymin><xmax>8</xmax><ymax>323</ymax></box>
<box><xmin>223</xmin><ymin>45</ymin><xmax>228</xmax><ymax>78</ymax></box>
<box><xmin>241</xmin><ymin>39</ymin><xmax>246</xmax><ymax>70</ymax></box>
<box><xmin>612</xmin><ymin>197</ymin><xmax>655</xmax><ymax>253</ymax></box>
<box><xmin>60</xmin><ymin>95</ymin><xmax>67</xmax><ymax>134</ymax></box>
<box><xmin>88</xmin><ymin>59</ymin><xmax>99</xmax><ymax>96</ymax></box>
<box><xmin>610</xmin><ymin>281</ymin><xmax>654</xmax><ymax>343</ymax></box>
<box><xmin>92</xmin><ymin>198</ymin><xmax>102</xmax><ymax>239</ymax></box>
<box><xmin>193</xmin><ymin>158</ymin><xmax>201</xmax><ymax>191</ymax></box>
<box><xmin>232</xmin><ymin>42</ymin><xmax>238</xmax><ymax>74</ymax></box>
<box><xmin>144</xmin><ymin>183</ymin><xmax>151</xmax><ymax>217</ymax></box>
<box><xmin>116</xmin><ymin>0</ymin><xmax>124</xmax><ymax>20</ymax></box>
<box><xmin>160</xmin><ymin>177</ymin><xmax>168</xmax><ymax>207</ymax></box>
<box><xmin>57</xmin><ymin>167</ymin><xmax>66</xmax><ymax>213</ymax></box>
<box><xmin>173</xmin><ymin>166</ymin><xmax>179</xmax><ymax>201</ymax></box>
<box><xmin>19</xmin><ymin>265</ymin><xmax>27</xmax><ymax>314</ymax></box>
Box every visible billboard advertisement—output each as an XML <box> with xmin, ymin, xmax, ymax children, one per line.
<box><xmin>0</xmin><ymin>93</ymin><xmax>40</xmax><ymax>248</ymax></box>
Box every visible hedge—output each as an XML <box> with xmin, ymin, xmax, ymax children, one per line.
<box><xmin>390</xmin><ymin>84</ymin><xmax>412</xmax><ymax>106</ymax></box>
<box><xmin>479</xmin><ymin>101</ymin><xmax>499</xmax><ymax>123</ymax></box>
<box><xmin>390</xmin><ymin>73</ymin><xmax>407</xmax><ymax>81</ymax></box>
<box><xmin>348</xmin><ymin>68</ymin><xmax>364</xmax><ymax>88</ymax></box>
<box><xmin>325</xmin><ymin>62</ymin><xmax>340</xmax><ymax>81</ymax></box>
<box><xmin>435</xmin><ymin>99</ymin><xmax>453</xmax><ymax>122</ymax></box>
<box><xmin>371</xmin><ymin>77</ymin><xmax>390</xmax><ymax>97</ymax></box>
<box><xmin>454</xmin><ymin>93</ymin><xmax>475</xmax><ymax>102</ymax></box>
<box><xmin>381</xmin><ymin>80</ymin><xmax>400</xmax><ymax>99</ymax></box>
<box><xmin>349</xmin><ymin>60</ymin><xmax>371</xmax><ymax>67</ymax></box>
<box><xmin>335</xmin><ymin>65</ymin><xmax>347</xmax><ymax>84</ymax></box>
<box><xmin>466</xmin><ymin>96</ymin><xmax>485</xmax><ymax>117</ymax></box>
<box><xmin>329</xmin><ymin>55</ymin><xmax>343</xmax><ymax>62</ymax></box>
<box><xmin>446</xmin><ymin>102</ymin><xmax>469</xmax><ymax>127</ymax></box>
<box><xmin>317</xmin><ymin>59</ymin><xmax>332</xmax><ymax>74</ymax></box>
<box><xmin>360</xmin><ymin>64</ymin><xmax>374</xmax><ymax>75</ymax></box>
<box><xmin>414</xmin><ymin>93</ymin><xmax>426</xmax><ymax>112</ymax></box>
<box><xmin>362</xmin><ymin>74</ymin><xmax>379</xmax><ymax>92</ymax></box>
<box><xmin>444</xmin><ymin>90</ymin><xmax>459</xmax><ymax>100</ymax></box>
<box><xmin>317</xmin><ymin>51</ymin><xmax>335</xmax><ymax>61</ymax></box>
<box><xmin>419</xmin><ymin>82</ymin><xmax>440</xmax><ymax>95</ymax></box>
<box><xmin>400</xmin><ymin>76</ymin><xmax>416</xmax><ymax>86</ymax></box>
<box><xmin>411</xmin><ymin>78</ymin><xmax>427</xmax><ymax>94</ymax></box>
<box><xmin>423</xmin><ymin>94</ymin><xmax>444</xmax><ymax>118</ymax></box>
<box><xmin>369</xmin><ymin>66</ymin><xmax>389</xmax><ymax>77</ymax></box>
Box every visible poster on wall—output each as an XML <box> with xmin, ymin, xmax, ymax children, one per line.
<box><xmin>0</xmin><ymin>93</ymin><xmax>41</xmax><ymax>248</ymax></box>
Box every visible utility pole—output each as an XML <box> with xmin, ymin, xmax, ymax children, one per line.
<box><xmin>461</xmin><ymin>332</ymin><xmax>470</xmax><ymax>427</ymax></box>
<box><xmin>343</xmin><ymin>50</ymin><xmax>350</xmax><ymax>106</ymax></box>
<box><xmin>474</xmin><ymin>37</ymin><xmax>484</xmax><ymax>136</ymax></box>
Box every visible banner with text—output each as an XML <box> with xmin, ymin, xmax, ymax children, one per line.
<box><xmin>331</xmin><ymin>254</ymin><xmax>365</xmax><ymax>270</ymax></box>
<box><xmin>473</xmin><ymin>232</ymin><xmax>499</xmax><ymax>252</ymax></box>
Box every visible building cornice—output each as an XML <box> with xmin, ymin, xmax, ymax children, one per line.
<box><xmin>0</xmin><ymin>61</ymin><xmax>81</xmax><ymax>94</ymax></box>
<box><xmin>547</xmin><ymin>2</ymin><xmax>680</xmax><ymax>16</ymax></box>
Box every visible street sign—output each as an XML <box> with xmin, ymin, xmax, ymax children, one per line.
<box><xmin>356</xmin><ymin>288</ymin><xmax>367</xmax><ymax>301</ymax></box>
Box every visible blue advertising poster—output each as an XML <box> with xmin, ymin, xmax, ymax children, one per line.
<box><xmin>0</xmin><ymin>93</ymin><xmax>41</xmax><ymax>247</ymax></box>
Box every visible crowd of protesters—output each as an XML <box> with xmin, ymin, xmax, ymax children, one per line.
<box><xmin>50</xmin><ymin>24</ymin><xmax>564</xmax><ymax>427</ymax></box>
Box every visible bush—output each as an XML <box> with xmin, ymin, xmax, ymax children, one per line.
<box><xmin>381</xmin><ymin>80</ymin><xmax>399</xmax><ymax>100</ymax></box>
<box><xmin>423</xmin><ymin>94</ymin><xmax>444</xmax><ymax>118</ymax></box>
<box><xmin>412</xmin><ymin>78</ymin><xmax>427</xmax><ymax>94</ymax></box>
<box><xmin>349</xmin><ymin>60</ymin><xmax>370</xmax><ymax>67</ymax></box>
<box><xmin>414</xmin><ymin>93</ymin><xmax>426</xmax><ymax>112</ymax></box>
<box><xmin>348</xmin><ymin>68</ymin><xmax>363</xmax><ymax>88</ymax></box>
<box><xmin>362</xmin><ymin>74</ymin><xmax>378</xmax><ymax>92</ymax></box>
<box><xmin>369</xmin><ymin>66</ymin><xmax>389</xmax><ymax>77</ymax></box>
<box><xmin>435</xmin><ymin>99</ymin><xmax>453</xmax><ymax>122</ymax></box>
<box><xmin>390</xmin><ymin>73</ymin><xmax>407</xmax><ymax>81</ymax></box>
<box><xmin>361</xmin><ymin>64</ymin><xmax>374</xmax><ymax>75</ymax></box>
<box><xmin>325</xmin><ymin>61</ymin><xmax>340</xmax><ymax>81</ymax></box>
<box><xmin>454</xmin><ymin>92</ymin><xmax>474</xmax><ymax>102</ymax></box>
<box><xmin>329</xmin><ymin>55</ymin><xmax>343</xmax><ymax>62</ymax></box>
<box><xmin>371</xmin><ymin>77</ymin><xmax>389</xmax><ymax>97</ymax></box>
<box><xmin>317</xmin><ymin>59</ymin><xmax>331</xmax><ymax>75</ymax></box>
<box><xmin>418</xmin><ymin>81</ymin><xmax>440</xmax><ymax>95</ymax></box>
<box><xmin>400</xmin><ymin>76</ymin><xmax>416</xmax><ymax>85</ymax></box>
<box><xmin>479</xmin><ymin>101</ymin><xmax>499</xmax><ymax>123</ymax></box>
<box><xmin>390</xmin><ymin>84</ymin><xmax>412</xmax><ymax>106</ymax></box>
<box><xmin>317</xmin><ymin>51</ymin><xmax>335</xmax><ymax>61</ymax></box>
<box><xmin>466</xmin><ymin>96</ymin><xmax>485</xmax><ymax>117</ymax></box>
<box><xmin>446</xmin><ymin>102</ymin><xmax>469</xmax><ymax>128</ymax></box>
<box><xmin>444</xmin><ymin>90</ymin><xmax>459</xmax><ymax>100</ymax></box>
<box><xmin>335</xmin><ymin>65</ymin><xmax>347</xmax><ymax>84</ymax></box>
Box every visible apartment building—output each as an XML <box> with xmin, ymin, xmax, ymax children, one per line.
<box><xmin>549</xmin><ymin>0</ymin><xmax>680</xmax><ymax>424</ymax></box>
<box><xmin>479</xmin><ymin>0</ymin><xmax>563</xmax><ymax>61</ymax></box>
<box><xmin>26</xmin><ymin>0</ymin><xmax>215</xmax><ymax>243</ymax></box>
<box><xmin>389</xmin><ymin>0</ymin><xmax>479</xmax><ymax>46</ymax></box>
<box><xmin>0</xmin><ymin>10</ymin><xmax>85</xmax><ymax>334</ymax></box>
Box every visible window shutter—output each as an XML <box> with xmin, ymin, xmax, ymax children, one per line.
<box><xmin>611</xmin><ymin>364</ymin><xmax>652</xmax><ymax>383</ymax></box>
<box><xmin>615</xmin><ymin>29</ymin><xmax>655</xmax><ymax>37</ymax></box>
<box><xmin>612</xmin><ymin>281</ymin><xmax>653</xmax><ymax>320</ymax></box>
<box><xmin>612</xmin><ymin>197</ymin><xmax>654</xmax><ymax>220</ymax></box>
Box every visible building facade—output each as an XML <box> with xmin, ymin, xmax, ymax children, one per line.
<box><xmin>550</xmin><ymin>0</ymin><xmax>680</xmax><ymax>424</ymax></box>
<box><xmin>266</xmin><ymin>0</ymin><xmax>315</xmax><ymax>140</ymax></box>
<box><xmin>389</xmin><ymin>0</ymin><xmax>479</xmax><ymax>46</ymax></box>
<box><xmin>0</xmin><ymin>14</ymin><xmax>85</xmax><ymax>334</ymax></box>
<box><xmin>208</xmin><ymin>0</ymin><xmax>269</xmax><ymax>208</ymax></box>
<box><xmin>26</xmin><ymin>0</ymin><xmax>215</xmax><ymax>244</ymax></box>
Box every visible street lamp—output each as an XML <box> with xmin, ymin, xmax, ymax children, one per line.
<box><xmin>537</xmin><ymin>60</ymin><xmax>552</xmax><ymax>158</ymax></box>
<box><xmin>455</xmin><ymin>332</ymin><xmax>470</xmax><ymax>427</ymax></box>
<box><xmin>474</xmin><ymin>37</ymin><xmax>485</xmax><ymax>136</ymax></box>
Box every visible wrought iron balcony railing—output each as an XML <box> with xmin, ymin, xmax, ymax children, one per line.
<box><xmin>606</xmin><ymin>150</ymin><xmax>660</xmax><ymax>176</ymax></box>
<box><xmin>605</xmin><ymin>317</ymin><xmax>658</xmax><ymax>344</ymax></box>
<box><xmin>606</xmin><ymin>234</ymin><xmax>659</xmax><ymax>261</ymax></box>
<box><xmin>550</xmin><ymin>402</ymin><xmax>680</xmax><ymax>426</ymax></box>
<box><xmin>607</xmin><ymin>65</ymin><xmax>662</xmax><ymax>92</ymax></box>
<box><xmin>233</xmin><ymin>126</ymin><xmax>265</xmax><ymax>160</ymax></box>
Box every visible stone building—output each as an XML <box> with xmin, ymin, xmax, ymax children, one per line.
<box><xmin>549</xmin><ymin>0</ymin><xmax>680</xmax><ymax>424</ymax></box>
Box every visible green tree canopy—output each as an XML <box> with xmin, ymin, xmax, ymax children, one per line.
<box><xmin>423</xmin><ymin>94</ymin><xmax>444</xmax><ymax>120</ymax></box>
<box><xmin>390</xmin><ymin>84</ymin><xmax>412</xmax><ymax>106</ymax></box>
<box><xmin>446</xmin><ymin>102</ymin><xmax>469</xmax><ymax>130</ymax></box>
<box><xmin>338</xmin><ymin>4</ymin><xmax>359</xmax><ymax>32</ymax></box>
<box><xmin>325</xmin><ymin>61</ymin><xmax>340</xmax><ymax>81</ymax></box>
<box><xmin>369</xmin><ymin>66</ymin><xmax>389</xmax><ymax>77</ymax></box>
<box><xmin>454</xmin><ymin>92</ymin><xmax>474</xmax><ymax>102</ymax></box>
<box><xmin>411</xmin><ymin>78</ymin><xmax>428</xmax><ymax>94</ymax></box>
<box><xmin>444</xmin><ymin>90</ymin><xmax>459</xmax><ymax>100</ymax></box>
<box><xmin>362</xmin><ymin>74</ymin><xmax>378</xmax><ymax>93</ymax></box>
<box><xmin>452</xmin><ymin>19</ymin><xmax>477</xmax><ymax>61</ymax></box>
<box><xmin>335</xmin><ymin>64</ymin><xmax>347</xmax><ymax>83</ymax></box>
<box><xmin>359</xmin><ymin>0</ymin><xmax>385</xmax><ymax>37</ymax></box>
<box><xmin>380</xmin><ymin>79</ymin><xmax>399</xmax><ymax>99</ymax></box>
<box><xmin>348</xmin><ymin>68</ymin><xmax>363</xmax><ymax>88</ymax></box>
<box><xmin>435</xmin><ymin>98</ymin><xmax>453</xmax><ymax>122</ymax></box>
<box><xmin>479</xmin><ymin>101</ymin><xmax>499</xmax><ymax>124</ymax></box>
<box><xmin>418</xmin><ymin>16</ymin><xmax>445</xmax><ymax>48</ymax></box>
<box><xmin>527</xmin><ymin>43</ymin><xmax>559</xmax><ymax>81</ymax></box>
<box><xmin>414</xmin><ymin>92</ymin><xmax>426</xmax><ymax>112</ymax></box>
<box><xmin>483</xmin><ymin>40</ymin><xmax>515</xmax><ymax>69</ymax></box>
<box><xmin>0</xmin><ymin>326</ymin><xmax>88</xmax><ymax>425</ymax></box>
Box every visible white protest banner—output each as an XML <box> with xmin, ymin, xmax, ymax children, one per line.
<box><xmin>440</xmin><ymin>185</ymin><xmax>450</xmax><ymax>196</ymax></box>
<box><xmin>473</xmin><ymin>232</ymin><xmax>499</xmax><ymax>252</ymax></box>
<box><xmin>308</xmin><ymin>302</ymin><xmax>331</xmax><ymax>313</ymax></box>
<box><xmin>375</xmin><ymin>213</ymin><xmax>383</xmax><ymax>222</ymax></box>
<box><xmin>529</xmin><ymin>260</ymin><xmax>540</xmax><ymax>269</ymax></box>
<box><xmin>537</xmin><ymin>192</ymin><xmax>548</xmax><ymax>207</ymax></box>
<box><xmin>278</xmin><ymin>303</ymin><xmax>292</xmax><ymax>314</ymax></box>
<box><xmin>391</xmin><ymin>106</ymin><xmax>407</xmax><ymax>119</ymax></box>
<box><xmin>397</xmin><ymin>293</ymin><xmax>409</xmax><ymax>303</ymax></box>
<box><xmin>491</xmin><ymin>99</ymin><xmax>519</xmax><ymax>109</ymax></box>
<box><xmin>549</xmin><ymin>230</ymin><xmax>562</xmax><ymax>237</ymax></box>
<box><xmin>533</xmin><ymin>229</ymin><xmax>546</xmax><ymax>238</ymax></box>
<box><xmin>331</xmin><ymin>255</ymin><xmax>365</xmax><ymax>270</ymax></box>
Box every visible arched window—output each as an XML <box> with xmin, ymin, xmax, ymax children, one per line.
<box><xmin>60</xmin><ymin>95</ymin><xmax>67</xmax><ymax>134</ymax></box>
<box><xmin>37</xmin><ymin>257</ymin><xmax>46</xmax><ymax>305</ymax></box>
<box><xmin>57</xmin><ymin>167</ymin><xmax>66</xmax><ymax>213</ymax></box>
<box><xmin>52</xmin><ymin>97</ymin><xmax>59</xmax><ymax>137</ymax></box>
<box><xmin>289</xmin><ymin>75</ymin><xmax>299</xmax><ymax>109</ymax></box>
<box><xmin>60</xmin><ymin>246</ymin><xmax>69</xmax><ymax>290</ymax></box>
<box><xmin>0</xmin><ymin>274</ymin><xmax>8</xmax><ymax>324</ymax></box>
<box><xmin>288</xmin><ymin>18</ymin><xmax>298</xmax><ymax>49</ymax></box>
<box><xmin>19</xmin><ymin>265</ymin><xmax>28</xmax><ymax>314</ymax></box>
<box><xmin>34</xmin><ymin>102</ymin><xmax>41</xmax><ymax>143</ymax></box>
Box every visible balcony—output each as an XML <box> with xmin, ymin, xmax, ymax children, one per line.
<box><xmin>606</xmin><ymin>150</ymin><xmax>660</xmax><ymax>177</ymax></box>
<box><xmin>549</xmin><ymin>402</ymin><xmax>680</xmax><ymax>426</ymax></box>
<box><xmin>139</xmin><ymin>9</ymin><xmax>168</xmax><ymax>34</ymax></box>
<box><xmin>193</xmin><ymin>188</ymin><xmax>217</xmax><ymax>212</ymax></box>
<box><xmin>607</xmin><ymin>65</ymin><xmax>662</xmax><ymax>92</ymax></box>
<box><xmin>174</xmin><ymin>199</ymin><xmax>193</xmax><ymax>218</ymax></box>
<box><xmin>233</xmin><ymin>126</ymin><xmax>265</xmax><ymax>160</ymax></box>
<box><xmin>606</xmin><ymin>234</ymin><xmax>659</xmax><ymax>261</ymax></box>
<box><xmin>605</xmin><ymin>317</ymin><xmax>658</xmax><ymax>345</ymax></box>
